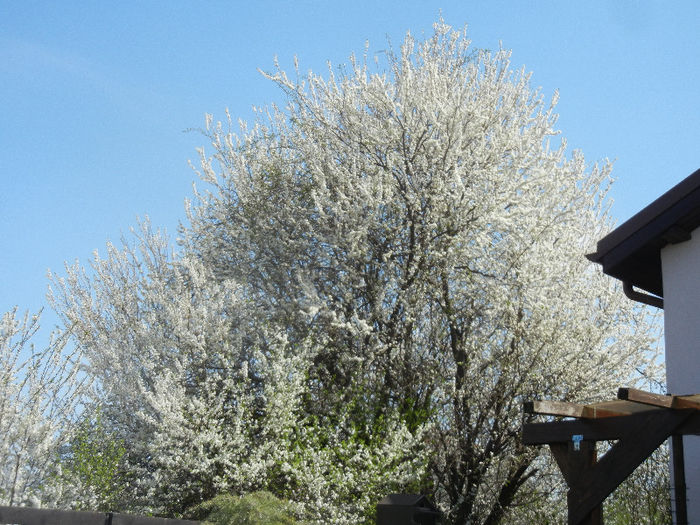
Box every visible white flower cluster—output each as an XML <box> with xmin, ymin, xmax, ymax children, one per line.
<box><xmin>0</xmin><ymin>309</ymin><xmax>85</xmax><ymax>507</ymax></box>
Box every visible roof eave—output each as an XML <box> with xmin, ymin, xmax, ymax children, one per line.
<box><xmin>588</xmin><ymin>168</ymin><xmax>700</xmax><ymax>299</ymax></box>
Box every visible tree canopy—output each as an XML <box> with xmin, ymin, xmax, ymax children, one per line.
<box><xmin>41</xmin><ymin>21</ymin><xmax>662</xmax><ymax>524</ymax></box>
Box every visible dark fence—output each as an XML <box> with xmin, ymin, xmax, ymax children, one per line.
<box><xmin>0</xmin><ymin>505</ymin><xmax>199</xmax><ymax>525</ymax></box>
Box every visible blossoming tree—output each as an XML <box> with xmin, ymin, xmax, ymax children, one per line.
<box><xmin>50</xmin><ymin>21</ymin><xmax>661</xmax><ymax>524</ymax></box>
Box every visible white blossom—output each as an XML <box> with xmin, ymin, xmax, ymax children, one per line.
<box><xmin>0</xmin><ymin>308</ymin><xmax>85</xmax><ymax>507</ymax></box>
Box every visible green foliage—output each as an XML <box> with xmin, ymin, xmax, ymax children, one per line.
<box><xmin>188</xmin><ymin>491</ymin><xmax>303</xmax><ymax>525</ymax></box>
<box><xmin>604</xmin><ymin>445</ymin><xmax>671</xmax><ymax>525</ymax></box>
<box><xmin>280</xmin><ymin>411</ymin><xmax>428</xmax><ymax>524</ymax></box>
<box><xmin>59</xmin><ymin>407</ymin><xmax>127</xmax><ymax>511</ymax></box>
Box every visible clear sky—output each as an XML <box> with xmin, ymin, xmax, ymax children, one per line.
<box><xmin>2</xmin><ymin>1</ymin><xmax>699</xmax><ymax>337</ymax></box>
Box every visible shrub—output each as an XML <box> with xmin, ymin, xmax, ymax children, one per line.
<box><xmin>188</xmin><ymin>491</ymin><xmax>303</xmax><ymax>525</ymax></box>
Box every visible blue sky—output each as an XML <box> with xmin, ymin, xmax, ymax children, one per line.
<box><xmin>2</xmin><ymin>1</ymin><xmax>699</xmax><ymax>336</ymax></box>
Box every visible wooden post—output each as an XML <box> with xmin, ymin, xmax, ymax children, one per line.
<box><xmin>672</xmin><ymin>434</ymin><xmax>688</xmax><ymax>525</ymax></box>
<box><xmin>550</xmin><ymin>440</ymin><xmax>603</xmax><ymax>525</ymax></box>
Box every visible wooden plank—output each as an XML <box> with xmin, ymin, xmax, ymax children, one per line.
<box><xmin>524</xmin><ymin>400</ymin><xmax>587</xmax><ymax>418</ymax></box>
<box><xmin>618</xmin><ymin>387</ymin><xmax>700</xmax><ymax>410</ymax></box>
<box><xmin>618</xmin><ymin>387</ymin><xmax>674</xmax><ymax>407</ymax></box>
<box><xmin>525</xmin><ymin>400</ymin><xmax>633</xmax><ymax>419</ymax></box>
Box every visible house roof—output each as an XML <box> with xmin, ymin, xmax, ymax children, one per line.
<box><xmin>587</xmin><ymin>168</ymin><xmax>700</xmax><ymax>298</ymax></box>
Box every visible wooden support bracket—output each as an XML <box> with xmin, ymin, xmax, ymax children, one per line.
<box><xmin>565</xmin><ymin>409</ymin><xmax>692</xmax><ymax>525</ymax></box>
<box><xmin>523</xmin><ymin>389</ymin><xmax>700</xmax><ymax>525</ymax></box>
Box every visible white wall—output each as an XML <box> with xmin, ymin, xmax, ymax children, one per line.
<box><xmin>662</xmin><ymin>230</ymin><xmax>700</xmax><ymax>523</ymax></box>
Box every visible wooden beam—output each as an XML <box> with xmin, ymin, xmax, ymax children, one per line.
<box><xmin>523</xmin><ymin>411</ymin><xmax>657</xmax><ymax>445</ymax></box>
<box><xmin>676</xmin><ymin>412</ymin><xmax>700</xmax><ymax>435</ymax></box>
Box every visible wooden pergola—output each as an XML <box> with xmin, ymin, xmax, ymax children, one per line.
<box><xmin>522</xmin><ymin>387</ymin><xmax>700</xmax><ymax>525</ymax></box>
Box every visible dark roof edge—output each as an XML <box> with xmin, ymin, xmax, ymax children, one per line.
<box><xmin>590</xmin><ymin>167</ymin><xmax>700</xmax><ymax>262</ymax></box>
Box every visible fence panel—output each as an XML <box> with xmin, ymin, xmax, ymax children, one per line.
<box><xmin>110</xmin><ymin>513</ymin><xmax>199</xmax><ymax>525</ymax></box>
<box><xmin>0</xmin><ymin>506</ymin><xmax>200</xmax><ymax>525</ymax></box>
<box><xmin>0</xmin><ymin>505</ymin><xmax>106</xmax><ymax>525</ymax></box>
